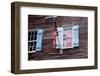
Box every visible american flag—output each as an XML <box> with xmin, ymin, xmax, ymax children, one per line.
<box><xmin>53</xmin><ymin>22</ymin><xmax>58</xmax><ymax>48</ymax></box>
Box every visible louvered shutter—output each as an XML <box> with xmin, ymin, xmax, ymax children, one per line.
<box><xmin>36</xmin><ymin>29</ymin><xmax>43</xmax><ymax>51</ymax></box>
<box><xmin>72</xmin><ymin>25</ymin><xmax>79</xmax><ymax>47</ymax></box>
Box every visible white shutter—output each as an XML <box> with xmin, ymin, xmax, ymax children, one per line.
<box><xmin>56</xmin><ymin>27</ymin><xmax>63</xmax><ymax>49</ymax></box>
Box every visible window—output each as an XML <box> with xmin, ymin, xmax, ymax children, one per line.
<box><xmin>28</xmin><ymin>29</ymin><xmax>43</xmax><ymax>53</ymax></box>
<box><xmin>55</xmin><ymin>25</ymin><xmax>79</xmax><ymax>49</ymax></box>
<box><xmin>63</xmin><ymin>27</ymin><xmax>73</xmax><ymax>49</ymax></box>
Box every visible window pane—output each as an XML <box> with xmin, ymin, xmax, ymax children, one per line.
<box><xmin>28</xmin><ymin>36</ymin><xmax>30</xmax><ymax>41</ymax></box>
<box><xmin>33</xmin><ymin>46</ymin><xmax>36</xmax><ymax>50</ymax></box>
<box><xmin>63</xmin><ymin>28</ymin><xmax>73</xmax><ymax>48</ymax></box>
<box><xmin>30</xmin><ymin>47</ymin><xmax>32</xmax><ymax>51</ymax></box>
<box><xmin>32</xmin><ymin>31</ymin><xmax>34</xmax><ymax>36</ymax></box>
<box><xmin>34</xmin><ymin>41</ymin><xmax>36</xmax><ymax>46</ymax></box>
<box><xmin>31</xmin><ymin>36</ymin><xmax>33</xmax><ymax>40</ymax></box>
<box><xmin>34</xmin><ymin>36</ymin><xmax>37</xmax><ymax>40</ymax></box>
<box><xmin>35</xmin><ymin>31</ymin><xmax>37</xmax><ymax>36</ymax></box>
<box><xmin>28</xmin><ymin>42</ymin><xmax>31</xmax><ymax>46</ymax></box>
<box><xmin>28</xmin><ymin>31</ymin><xmax>31</xmax><ymax>37</ymax></box>
<box><xmin>31</xmin><ymin>42</ymin><xmax>33</xmax><ymax>46</ymax></box>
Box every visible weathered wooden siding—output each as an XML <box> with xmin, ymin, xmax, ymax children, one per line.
<box><xmin>28</xmin><ymin>15</ymin><xmax>88</xmax><ymax>60</ymax></box>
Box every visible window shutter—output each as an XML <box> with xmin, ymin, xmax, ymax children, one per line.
<box><xmin>36</xmin><ymin>29</ymin><xmax>43</xmax><ymax>51</ymax></box>
<box><xmin>72</xmin><ymin>25</ymin><xmax>79</xmax><ymax>47</ymax></box>
<box><xmin>56</xmin><ymin>27</ymin><xmax>63</xmax><ymax>49</ymax></box>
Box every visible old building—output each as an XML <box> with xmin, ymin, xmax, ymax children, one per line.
<box><xmin>28</xmin><ymin>15</ymin><xmax>88</xmax><ymax>60</ymax></box>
